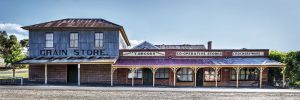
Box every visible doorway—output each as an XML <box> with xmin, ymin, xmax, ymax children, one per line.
<box><xmin>67</xmin><ymin>64</ymin><xmax>78</xmax><ymax>83</ymax></box>
<box><xmin>196</xmin><ymin>69</ymin><xmax>203</xmax><ymax>86</ymax></box>
<box><xmin>143</xmin><ymin>69</ymin><xmax>153</xmax><ymax>85</ymax></box>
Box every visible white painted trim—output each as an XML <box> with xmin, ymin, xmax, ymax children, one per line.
<box><xmin>78</xmin><ymin>64</ymin><xmax>80</xmax><ymax>86</ymax></box>
<box><xmin>45</xmin><ymin>64</ymin><xmax>47</xmax><ymax>85</ymax></box>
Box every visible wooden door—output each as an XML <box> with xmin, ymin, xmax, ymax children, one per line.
<box><xmin>143</xmin><ymin>69</ymin><xmax>153</xmax><ymax>85</ymax></box>
<box><xmin>196</xmin><ymin>69</ymin><xmax>203</xmax><ymax>86</ymax></box>
<box><xmin>67</xmin><ymin>65</ymin><xmax>78</xmax><ymax>83</ymax></box>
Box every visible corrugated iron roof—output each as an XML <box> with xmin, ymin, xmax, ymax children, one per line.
<box><xmin>113</xmin><ymin>58</ymin><xmax>283</xmax><ymax>67</ymax></box>
<box><xmin>22</xmin><ymin>18</ymin><xmax>130</xmax><ymax>46</ymax></box>
<box><xmin>155</xmin><ymin>45</ymin><xmax>206</xmax><ymax>49</ymax></box>
<box><xmin>18</xmin><ymin>56</ymin><xmax>117</xmax><ymax>64</ymax></box>
<box><xmin>22</xmin><ymin>18</ymin><xmax>122</xmax><ymax>29</ymax></box>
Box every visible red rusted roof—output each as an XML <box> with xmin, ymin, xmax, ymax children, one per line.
<box><xmin>22</xmin><ymin>18</ymin><xmax>122</xmax><ymax>29</ymax></box>
<box><xmin>155</xmin><ymin>45</ymin><xmax>206</xmax><ymax>49</ymax></box>
<box><xmin>22</xmin><ymin>18</ymin><xmax>130</xmax><ymax>46</ymax></box>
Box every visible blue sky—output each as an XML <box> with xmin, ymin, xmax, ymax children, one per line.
<box><xmin>0</xmin><ymin>0</ymin><xmax>299</xmax><ymax>51</ymax></box>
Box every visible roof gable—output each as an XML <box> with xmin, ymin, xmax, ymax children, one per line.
<box><xmin>155</xmin><ymin>45</ymin><xmax>206</xmax><ymax>49</ymax></box>
<box><xmin>131</xmin><ymin>41</ymin><xmax>160</xmax><ymax>49</ymax></box>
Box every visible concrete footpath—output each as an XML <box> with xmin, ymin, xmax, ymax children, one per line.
<box><xmin>1</xmin><ymin>85</ymin><xmax>300</xmax><ymax>93</ymax></box>
<box><xmin>1</xmin><ymin>86</ymin><xmax>300</xmax><ymax>100</ymax></box>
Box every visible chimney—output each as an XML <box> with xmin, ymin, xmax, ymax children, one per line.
<box><xmin>207</xmin><ymin>41</ymin><xmax>212</xmax><ymax>50</ymax></box>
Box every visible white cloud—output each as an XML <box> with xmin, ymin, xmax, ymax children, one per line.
<box><xmin>0</xmin><ymin>23</ymin><xmax>28</xmax><ymax>40</ymax></box>
<box><xmin>129</xmin><ymin>40</ymin><xmax>144</xmax><ymax>48</ymax></box>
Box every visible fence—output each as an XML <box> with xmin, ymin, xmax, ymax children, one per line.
<box><xmin>0</xmin><ymin>77</ymin><xmax>23</xmax><ymax>85</ymax></box>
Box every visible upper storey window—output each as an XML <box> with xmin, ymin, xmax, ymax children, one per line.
<box><xmin>45</xmin><ymin>33</ymin><xmax>53</xmax><ymax>48</ymax></box>
<box><xmin>70</xmin><ymin>33</ymin><xmax>78</xmax><ymax>48</ymax></box>
<box><xmin>95</xmin><ymin>33</ymin><xmax>104</xmax><ymax>48</ymax></box>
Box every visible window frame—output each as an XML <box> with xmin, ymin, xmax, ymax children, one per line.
<box><xmin>69</xmin><ymin>33</ymin><xmax>79</xmax><ymax>48</ymax></box>
<box><xmin>176</xmin><ymin>68</ymin><xmax>193</xmax><ymax>82</ymax></box>
<box><xmin>128</xmin><ymin>69</ymin><xmax>142</xmax><ymax>79</ymax></box>
<box><xmin>94</xmin><ymin>32</ymin><xmax>104</xmax><ymax>48</ymax></box>
<box><xmin>155</xmin><ymin>68</ymin><xmax>169</xmax><ymax>79</ymax></box>
<box><xmin>204</xmin><ymin>68</ymin><xmax>221</xmax><ymax>82</ymax></box>
<box><xmin>45</xmin><ymin>33</ymin><xmax>54</xmax><ymax>48</ymax></box>
<box><xmin>230</xmin><ymin>68</ymin><xmax>259</xmax><ymax>81</ymax></box>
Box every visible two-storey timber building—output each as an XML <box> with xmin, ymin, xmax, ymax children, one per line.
<box><xmin>20</xmin><ymin>18</ymin><xmax>284</xmax><ymax>88</ymax></box>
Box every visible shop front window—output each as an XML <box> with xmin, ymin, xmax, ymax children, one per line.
<box><xmin>177</xmin><ymin>68</ymin><xmax>193</xmax><ymax>82</ymax></box>
<box><xmin>155</xmin><ymin>68</ymin><xmax>169</xmax><ymax>79</ymax></box>
<box><xmin>204</xmin><ymin>68</ymin><xmax>221</xmax><ymax>81</ymax></box>
<box><xmin>128</xmin><ymin>69</ymin><xmax>142</xmax><ymax>78</ymax></box>
<box><xmin>230</xmin><ymin>68</ymin><xmax>259</xmax><ymax>81</ymax></box>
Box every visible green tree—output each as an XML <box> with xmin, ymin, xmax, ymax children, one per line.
<box><xmin>0</xmin><ymin>31</ymin><xmax>8</xmax><ymax>51</ymax></box>
<box><xmin>20</xmin><ymin>39</ymin><xmax>29</xmax><ymax>48</ymax></box>
<box><xmin>285</xmin><ymin>51</ymin><xmax>300</xmax><ymax>85</ymax></box>
<box><xmin>20</xmin><ymin>39</ymin><xmax>29</xmax><ymax>57</ymax></box>
<box><xmin>0</xmin><ymin>32</ymin><xmax>25</xmax><ymax>77</ymax></box>
<box><xmin>269</xmin><ymin>50</ymin><xmax>287</xmax><ymax>63</ymax></box>
<box><xmin>269</xmin><ymin>50</ymin><xmax>287</xmax><ymax>87</ymax></box>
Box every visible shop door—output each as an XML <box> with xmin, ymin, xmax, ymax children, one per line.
<box><xmin>196</xmin><ymin>69</ymin><xmax>203</xmax><ymax>86</ymax></box>
<box><xmin>143</xmin><ymin>69</ymin><xmax>153</xmax><ymax>85</ymax></box>
<box><xmin>67</xmin><ymin>64</ymin><xmax>78</xmax><ymax>83</ymax></box>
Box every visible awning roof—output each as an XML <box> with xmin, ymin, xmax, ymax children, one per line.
<box><xmin>113</xmin><ymin>58</ymin><xmax>283</xmax><ymax>67</ymax></box>
<box><xmin>18</xmin><ymin>56</ymin><xmax>117</xmax><ymax>64</ymax></box>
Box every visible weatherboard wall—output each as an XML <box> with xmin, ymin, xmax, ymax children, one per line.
<box><xmin>29</xmin><ymin>30</ymin><xmax>120</xmax><ymax>58</ymax></box>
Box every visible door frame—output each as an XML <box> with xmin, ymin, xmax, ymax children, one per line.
<box><xmin>142</xmin><ymin>68</ymin><xmax>153</xmax><ymax>85</ymax></box>
<box><xmin>67</xmin><ymin>64</ymin><xmax>78</xmax><ymax>84</ymax></box>
<box><xmin>196</xmin><ymin>68</ymin><xmax>204</xmax><ymax>86</ymax></box>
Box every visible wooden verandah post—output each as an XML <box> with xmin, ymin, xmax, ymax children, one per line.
<box><xmin>45</xmin><ymin>64</ymin><xmax>47</xmax><ymax>85</ymax></box>
<box><xmin>233</xmin><ymin>67</ymin><xmax>241</xmax><ymax>88</ymax></box>
<box><xmin>171</xmin><ymin>67</ymin><xmax>178</xmax><ymax>87</ymax></box>
<box><xmin>281</xmin><ymin>67</ymin><xmax>286</xmax><ymax>88</ymax></box>
<box><xmin>258</xmin><ymin>67</ymin><xmax>266</xmax><ymax>88</ymax></box>
<box><xmin>77</xmin><ymin>64</ymin><xmax>80</xmax><ymax>86</ymax></box>
<box><xmin>111</xmin><ymin>67</ymin><xmax>117</xmax><ymax>86</ymax></box>
<box><xmin>192</xmin><ymin>67</ymin><xmax>199</xmax><ymax>87</ymax></box>
<box><xmin>151</xmin><ymin>68</ymin><xmax>158</xmax><ymax>87</ymax></box>
<box><xmin>130</xmin><ymin>68</ymin><xmax>136</xmax><ymax>87</ymax></box>
<box><xmin>213</xmin><ymin>67</ymin><xmax>221</xmax><ymax>87</ymax></box>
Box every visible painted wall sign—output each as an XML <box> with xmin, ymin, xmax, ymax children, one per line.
<box><xmin>123</xmin><ymin>52</ymin><xmax>165</xmax><ymax>56</ymax></box>
<box><xmin>232</xmin><ymin>52</ymin><xmax>264</xmax><ymax>56</ymax></box>
<box><xmin>40</xmin><ymin>49</ymin><xmax>106</xmax><ymax>56</ymax></box>
<box><xmin>176</xmin><ymin>52</ymin><xmax>223</xmax><ymax>56</ymax></box>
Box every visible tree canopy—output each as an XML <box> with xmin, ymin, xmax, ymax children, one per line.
<box><xmin>0</xmin><ymin>31</ymin><xmax>26</xmax><ymax>68</ymax></box>
<box><xmin>269</xmin><ymin>50</ymin><xmax>300</xmax><ymax>86</ymax></box>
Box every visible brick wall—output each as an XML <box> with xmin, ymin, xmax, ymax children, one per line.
<box><xmin>47</xmin><ymin>64</ymin><xmax>67</xmax><ymax>83</ymax></box>
<box><xmin>29</xmin><ymin>64</ymin><xmax>67</xmax><ymax>83</ymax></box>
<box><xmin>29</xmin><ymin>64</ymin><xmax>45</xmax><ymax>82</ymax></box>
<box><xmin>29</xmin><ymin>64</ymin><xmax>269</xmax><ymax>87</ymax></box>
<box><xmin>203</xmin><ymin>68</ymin><xmax>268</xmax><ymax>87</ymax></box>
<box><xmin>114</xmin><ymin>68</ymin><xmax>143</xmax><ymax>85</ymax></box>
<box><xmin>80</xmin><ymin>64</ymin><xmax>111</xmax><ymax>84</ymax></box>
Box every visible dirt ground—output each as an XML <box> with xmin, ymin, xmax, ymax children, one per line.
<box><xmin>0</xmin><ymin>87</ymin><xmax>300</xmax><ymax>100</ymax></box>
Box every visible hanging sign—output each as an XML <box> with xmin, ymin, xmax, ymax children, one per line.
<box><xmin>123</xmin><ymin>52</ymin><xmax>165</xmax><ymax>56</ymax></box>
<box><xmin>232</xmin><ymin>52</ymin><xmax>264</xmax><ymax>56</ymax></box>
<box><xmin>176</xmin><ymin>51</ymin><xmax>223</xmax><ymax>56</ymax></box>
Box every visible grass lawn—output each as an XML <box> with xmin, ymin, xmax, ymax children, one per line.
<box><xmin>0</xmin><ymin>68</ymin><xmax>28</xmax><ymax>79</ymax></box>
<box><xmin>0</xmin><ymin>73</ymin><xmax>28</xmax><ymax>79</ymax></box>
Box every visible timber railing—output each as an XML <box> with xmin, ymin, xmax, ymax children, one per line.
<box><xmin>0</xmin><ymin>77</ymin><xmax>23</xmax><ymax>85</ymax></box>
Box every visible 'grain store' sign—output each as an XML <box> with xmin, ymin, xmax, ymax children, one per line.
<box><xmin>40</xmin><ymin>49</ymin><xmax>106</xmax><ymax>56</ymax></box>
<box><xmin>123</xmin><ymin>52</ymin><xmax>165</xmax><ymax>56</ymax></box>
<box><xmin>176</xmin><ymin>51</ymin><xmax>223</xmax><ymax>56</ymax></box>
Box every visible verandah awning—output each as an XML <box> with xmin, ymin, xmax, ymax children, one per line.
<box><xmin>112</xmin><ymin>58</ymin><xmax>284</xmax><ymax>67</ymax></box>
<box><xmin>18</xmin><ymin>56</ymin><xmax>117</xmax><ymax>64</ymax></box>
